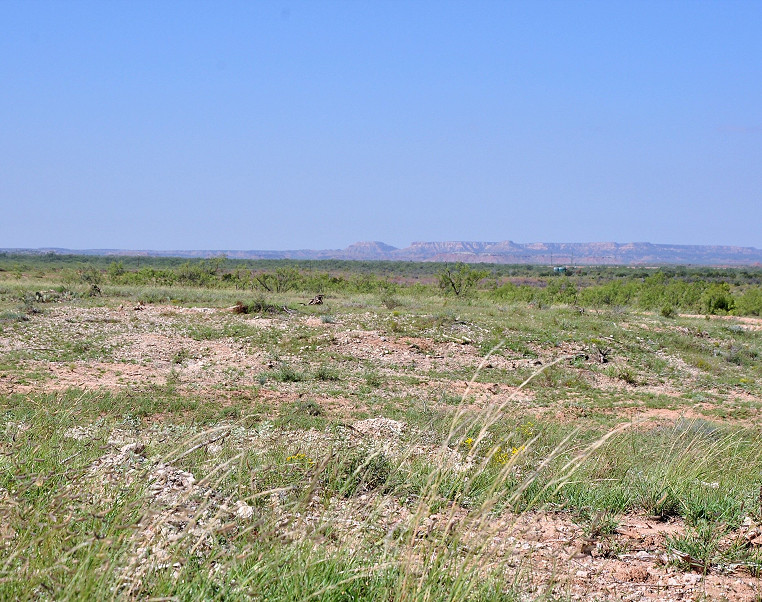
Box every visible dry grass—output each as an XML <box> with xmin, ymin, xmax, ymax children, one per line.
<box><xmin>1</xmin><ymin>276</ymin><xmax>762</xmax><ymax>600</ymax></box>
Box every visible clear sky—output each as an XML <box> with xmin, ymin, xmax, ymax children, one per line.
<box><xmin>2</xmin><ymin>1</ymin><xmax>761</xmax><ymax>250</ymax></box>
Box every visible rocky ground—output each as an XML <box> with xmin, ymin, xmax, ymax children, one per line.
<box><xmin>1</xmin><ymin>299</ymin><xmax>761</xmax><ymax>600</ymax></box>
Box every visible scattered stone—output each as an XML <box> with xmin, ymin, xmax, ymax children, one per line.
<box><xmin>234</xmin><ymin>501</ymin><xmax>255</xmax><ymax>520</ymax></box>
<box><xmin>353</xmin><ymin>418</ymin><xmax>406</xmax><ymax>439</ymax></box>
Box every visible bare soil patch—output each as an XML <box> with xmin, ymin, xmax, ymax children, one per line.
<box><xmin>3</xmin><ymin>302</ymin><xmax>761</xmax><ymax>599</ymax></box>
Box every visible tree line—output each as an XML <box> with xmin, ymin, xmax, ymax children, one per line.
<box><xmin>2</xmin><ymin>254</ymin><xmax>761</xmax><ymax>316</ymax></box>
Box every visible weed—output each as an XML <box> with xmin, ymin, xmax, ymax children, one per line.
<box><xmin>577</xmin><ymin>509</ymin><xmax>620</xmax><ymax>538</ymax></box>
<box><xmin>0</xmin><ymin>310</ymin><xmax>28</xmax><ymax>322</ymax></box>
<box><xmin>666</xmin><ymin>520</ymin><xmax>721</xmax><ymax>572</ymax></box>
<box><xmin>325</xmin><ymin>446</ymin><xmax>393</xmax><ymax>497</ymax></box>
<box><xmin>379</xmin><ymin>293</ymin><xmax>400</xmax><ymax>310</ymax></box>
<box><xmin>247</xmin><ymin>295</ymin><xmax>283</xmax><ymax>314</ymax></box>
<box><xmin>2</xmin><ymin>260</ymin><xmax>762</xmax><ymax>600</ymax></box>
<box><xmin>297</xmin><ymin>399</ymin><xmax>324</xmax><ymax>416</ymax></box>
<box><xmin>314</xmin><ymin>364</ymin><xmax>340</xmax><ymax>381</ymax></box>
<box><xmin>172</xmin><ymin>348</ymin><xmax>191</xmax><ymax>364</ymax></box>
<box><xmin>606</xmin><ymin>364</ymin><xmax>638</xmax><ymax>385</ymax></box>
<box><xmin>363</xmin><ymin>370</ymin><xmax>383</xmax><ymax>388</ymax></box>
<box><xmin>285</xmin><ymin>452</ymin><xmax>316</xmax><ymax>468</ymax></box>
<box><xmin>273</xmin><ymin>364</ymin><xmax>306</xmax><ymax>383</ymax></box>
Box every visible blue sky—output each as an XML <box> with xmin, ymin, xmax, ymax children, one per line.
<box><xmin>2</xmin><ymin>1</ymin><xmax>760</xmax><ymax>250</ymax></box>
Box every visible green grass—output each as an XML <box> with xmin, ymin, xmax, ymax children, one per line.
<box><xmin>2</xmin><ymin>386</ymin><xmax>761</xmax><ymax>599</ymax></box>
<box><xmin>2</xmin><ymin>267</ymin><xmax>762</xmax><ymax>599</ymax></box>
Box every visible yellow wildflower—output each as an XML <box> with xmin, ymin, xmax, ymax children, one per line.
<box><xmin>286</xmin><ymin>453</ymin><xmax>315</xmax><ymax>467</ymax></box>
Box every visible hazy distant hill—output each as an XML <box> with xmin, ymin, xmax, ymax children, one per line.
<box><xmin>4</xmin><ymin>241</ymin><xmax>762</xmax><ymax>266</ymax></box>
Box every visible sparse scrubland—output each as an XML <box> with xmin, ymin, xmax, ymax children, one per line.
<box><xmin>1</xmin><ymin>255</ymin><xmax>762</xmax><ymax>600</ymax></box>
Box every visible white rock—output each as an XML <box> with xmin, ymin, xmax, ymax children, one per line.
<box><xmin>235</xmin><ymin>501</ymin><xmax>254</xmax><ymax>520</ymax></box>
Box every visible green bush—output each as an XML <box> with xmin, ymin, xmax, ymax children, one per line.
<box><xmin>735</xmin><ymin>288</ymin><xmax>762</xmax><ymax>316</ymax></box>
<box><xmin>438</xmin><ymin>263</ymin><xmax>489</xmax><ymax>297</ymax></box>
<box><xmin>489</xmin><ymin>282</ymin><xmax>535</xmax><ymax>303</ymax></box>
<box><xmin>701</xmin><ymin>283</ymin><xmax>735</xmax><ymax>314</ymax></box>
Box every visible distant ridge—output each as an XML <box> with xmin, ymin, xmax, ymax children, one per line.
<box><xmin>3</xmin><ymin>241</ymin><xmax>762</xmax><ymax>266</ymax></box>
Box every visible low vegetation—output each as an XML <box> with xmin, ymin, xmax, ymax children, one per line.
<box><xmin>1</xmin><ymin>256</ymin><xmax>761</xmax><ymax>600</ymax></box>
<box><xmin>2</xmin><ymin>253</ymin><xmax>762</xmax><ymax>315</ymax></box>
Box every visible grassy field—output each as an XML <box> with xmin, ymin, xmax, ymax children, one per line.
<box><xmin>1</xmin><ymin>265</ymin><xmax>762</xmax><ymax>600</ymax></box>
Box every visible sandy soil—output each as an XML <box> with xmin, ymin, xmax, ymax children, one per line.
<box><xmin>2</xmin><ymin>303</ymin><xmax>761</xmax><ymax>599</ymax></box>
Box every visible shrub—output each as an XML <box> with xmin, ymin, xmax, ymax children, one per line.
<box><xmin>438</xmin><ymin>263</ymin><xmax>489</xmax><ymax>297</ymax></box>
<box><xmin>489</xmin><ymin>282</ymin><xmax>535</xmax><ymax>303</ymax></box>
<box><xmin>106</xmin><ymin>261</ymin><xmax>126</xmax><ymax>283</ymax></box>
<box><xmin>363</xmin><ymin>370</ymin><xmax>383</xmax><ymax>387</ymax></box>
<box><xmin>541</xmin><ymin>278</ymin><xmax>578</xmax><ymax>305</ymax></box>
<box><xmin>0</xmin><ymin>310</ymin><xmax>28</xmax><ymax>322</ymax></box>
<box><xmin>254</xmin><ymin>267</ymin><xmax>302</xmax><ymax>293</ymax></box>
<box><xmin>700</xmin><ymin>283</ymin><xmax>735</xmax><ymax>314</ymax></box>
<box><xmin>606</xmin><ymin>365</ymin><xmax>637</xmax><ymax>385</ymax></box>
<box><xmin>273</xmin><ymin>364</ymin><xmax>306</xmax><ymax>382</ymax></box>
<box><xmin>296</xmin><ymin>399</ymin><xmax>323</xmax><ymax>416</ymax></box>
<box><xmin>78</xmin><ymin>266</ymin><xmax>102</xmax><ymax>285</ymax></box>
<box><xmin>379</xmin><ymin>293</ymin><xmax>400</xmax><ymax>309</ymax></box>
<box><xmin>247</xmin><ymin>296</ymin><xmax>282</xmax><ymax>314</ymax></box>
<box><xmin>314</xmin><ymin>365</ymin><xmax>340</xmax><ymax>381</ymax></box>
<box><xmin>735</xmin><ymin>287</ymin><xmax>762</xmax><ymax>316</ymax></box>
<box><xmin>580</xmin><ymin>279</ymin><xmax>638</xmax><ymax>307</ymax></box>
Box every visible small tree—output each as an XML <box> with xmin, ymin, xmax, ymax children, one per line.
<box><xmin>254</xmin><ymin>267</ymin><xmax>302</xmax><ymax>293</ymax></box>
<box><xmin>438</xmin><ymin>263</ymin><xmax>489</xmax><ymax>297</ymax></box>
<box><xmin>107</xmin><ymin>261</ymin><xmax>125</xmax><ymax>283</ymax></box>
<box><xmin>78</xmin><ymin>266</ymin><xmax>102</xmax><ymax>285</ymax></box>
<box><xmin>700</xmin><ymin>282</ymin><xmax>735</xmax><ymax>315</ymax></box>
<box><xmin>735</xmin><ymin>288</ymin><xmax>762</xmax><ymax>316</ymax></box>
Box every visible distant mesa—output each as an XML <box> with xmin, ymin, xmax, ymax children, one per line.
<box><xmin>3</xmin><ymin>240</ymin><xmax>762</xmax><ymax>266</ymax></box>
<box><xmin>341</xmin><ymin>241</ymin><xmax>398</xmax><ymax>259</ymax></box>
